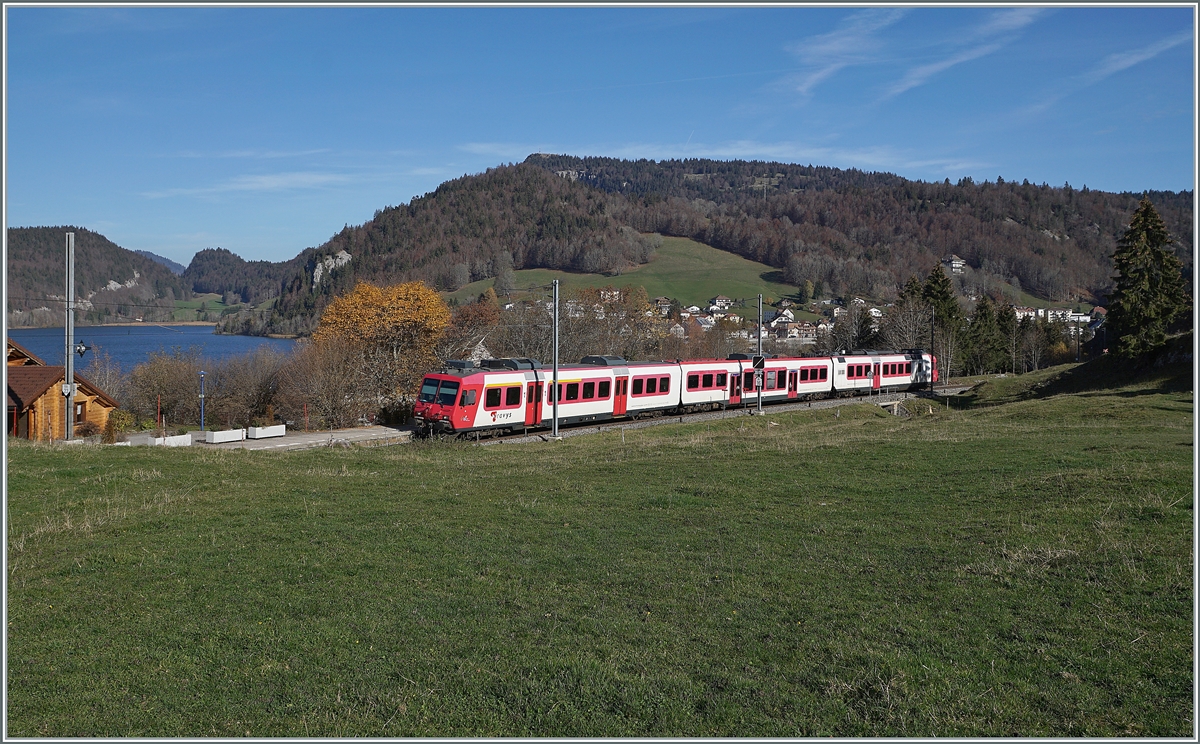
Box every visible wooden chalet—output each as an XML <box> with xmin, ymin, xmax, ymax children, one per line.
<box><xmin>6</xmin><ymin>339</ymin><xmax>118</xmax><ymax>441</ymax></box>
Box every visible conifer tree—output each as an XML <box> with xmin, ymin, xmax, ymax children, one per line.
<box><xmin>1107</xmin><ymin>198</ymin><xmax>1188</xmax><ymax>359</ymax></box>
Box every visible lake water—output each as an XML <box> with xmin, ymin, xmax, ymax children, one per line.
<box><xmin>8</xmin><ymin>325</ymin><xmax>296</xmax><ymax>371</ymax></box>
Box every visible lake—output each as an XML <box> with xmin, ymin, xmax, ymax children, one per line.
<box><xmin>8</xmin><ymin>325</ymin><xmax>297</xmax><ymax>371</ymax></box>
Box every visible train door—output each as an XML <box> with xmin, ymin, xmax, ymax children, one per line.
<box><xmin>872</xmin><ymin>363</ymin><xmax>881</xmax><ymax>391</ymax></box>
<box><xmin>788</xmin><ymin>370</ymin><xmax>798</xmax><ymax>398</ymax></box>
<box><xmin>525</xmin><ymin>382</ymin><xmax>543</xmax><ymax>426</ymax></box>
<box><xmin>729</xmin><ymin>371</ymin><xmax>741</xmax><ymax>405</ymax></box>
<box><xmin>613</xmin><ymin>376</ymin><xmax>629</xmax><ymax>416</ymax></box>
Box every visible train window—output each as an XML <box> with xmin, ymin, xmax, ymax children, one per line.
<box><xmin>906</xmin><ymin>363</ymin><xmax>912</xmax><ymax>374</ymax></box>
<box><xmin>716</xmin><ymin>373</ymin><xmax>726</xmax><ymax>386</ymax></box>
<box><xmin>566</xmin><ymin>383</ymin><xmax>579</xmax><ymax>401</ymax></box>
<box><xmin>820</xmin><ymin>368</ymin><xmax>828</xmax><ymax>380</ymax></box>
<box><xmin>599</xmin><ymin>380</ymin><xmax>611</xmax><ymax>398</ymax></box>
<box><xmin>583</xmin><ymin>381</ymin><xmax>595</xmax><ymax>399</ymax></box>
<box><xmin>744</xmin><ymin>371</ymin><xmax>754</xmax><ymax>389</ymax></box>
<box><xmin>646</xmin><ymin>378</ymin><xmax>657</xmax><ymax>394</ymax></box>
<box><xmin>461</xmin><ymin>389</ymin><xmax>477</xmax><ymax>406</ymax></box>
<box><xmin>660</xmin><ymin>377</ymin><xmax>670</xmax><ymax>392</ymax></box>
<box><xmin>633</xmin><ymin>378</ymin><xmax>644</xmax><ymax>395</ymax></box>
<box><xmin>688</xmin><ymin>374</ymin><xmax>700</xmax><ymax>389</ymax></box>
<box><xmin>419</xmin><ymin>379</ymin><xmax>440</xmax><ymax>403</ymax></box>
<box><xmin>485</xmin><ymin>387</ymin><xmax>502</xmax><ymax>408</ymax></box>
<box><xmin>702</xmin><ymin>373</ymin><xmax>713</xmax><ymax>388</ymax></box>
<box><xmin>800</xmin><ymin>369</ymin><xmax>809</xmax><ymax>381</ymax></box>
<box><xmin>436</xmin><ymin>381</ymin><xmax>460</xmax><ymax>406</ymax></box>
<box><xmin>765</xmin><ymin>370</ymin><xmax>776</xmax><ymax>389</ymax></box>
<box><xmin>505</xmin><ymin>386</ymin><xmax>521</xmax><ymax>406</ymax></box>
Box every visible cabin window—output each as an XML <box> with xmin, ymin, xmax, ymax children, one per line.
<box><xmin>485</xmin><ymin>387</ymin><xmax>502</xmax><ymax>408</ymax></box>
<box><xmin>583</xmin><ymin>381</ymin><xmax>595</xmax><ymax>399</ymax></box>
<box><xmin>646</xmin><ymin>378</ymin><xmax>657</xmax><ymax>394</ymax></box>
<box><xmin>436</xmin><ymin>381</ymin><xmax>460</xmax><ymax>406</ymax></box>
<box><xmin>460</xmin><ymin>389</ymin><xmax>477</xmax><ymax>406</ymax></box>
<box><xmin>715</xmin><ymin>373</ymin><xmax>726</xmax><ymax>386</ymax></box>
<box><xmin>688</xmin><ymin>374</ymin><xmax>700</xmax><ymax>389</ymax></box>
<box><xmin>633</xmin><ymin>379</ymin><xmax>644</xmax><ymax>395</ymax></box>
<box><xmin>419</xmin><ymin>379</ymin><xmax>440</xmax><ymax>403</ymax></box>
<box><xmin>660</xmin><ymin>377</ymin><xmax>670</xmax><ymax>393</ymax></box>
<box><xmin>599</xmin><ymin>380</ymin><xmax>611</xmax><ymax>398</ymax></box>
<box><xmin>702</xmin><ymin>373</ymin><xmax>713</xmax><ymax>388</ymax></box>
<box><xmin>566</xmin><ymin>383</ymin><xmax>579</xmax><ymax>401</ymax></box>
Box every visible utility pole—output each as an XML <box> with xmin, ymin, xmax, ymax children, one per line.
<box><xmin>757</xmin><ymin>293</ymin><xmax>763</xmax><ymax>415</ymax></box>
<box><xmin>552</xmin><ymin>279</ymin><xmax>559</xmax><ymax>438</ymax></box>
<box><xmin>929</xmin><ymin>308</ymin><xmax>935</xmax><ymax>396</ymax></box>
<box><xmin>63</xmin><ymin>232</ymin><xmax>76</xmax><ymax>440</ymax></box>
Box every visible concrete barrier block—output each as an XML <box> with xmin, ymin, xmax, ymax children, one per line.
<box><xmin>247</xmin><ymin>424</ymin><xmax>286</xmax><ymax>439</ymax></box>
<box><xmin>205</xmin><ymin>428</ymin><xmax>245</xmax><ymax>444</ymax></box>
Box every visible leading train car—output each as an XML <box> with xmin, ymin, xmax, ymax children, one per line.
<box><xmin>415</xmin><ymin>358</ymin><xmax>544</xmax><ymax>436</ymax></box>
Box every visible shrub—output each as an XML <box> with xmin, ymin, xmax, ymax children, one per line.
<box><xmin>74</xmin><ymin>421</ymin><xmax>101</xmax><ymax>438</ymax></box>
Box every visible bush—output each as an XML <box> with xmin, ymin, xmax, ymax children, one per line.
<box><xmin>74</xmin><ymin>421</ymin><xmax>100</xmax><ymax>438</ymax></box>
<box><xmin>108</xmin><ymin>409</ymin><xmax>135</xmax><ymax>432</ymax></box>
<box><xmin>101</xmin><ymin>418</ymin><xmax>117</xmax><ymax>444</ymax></box>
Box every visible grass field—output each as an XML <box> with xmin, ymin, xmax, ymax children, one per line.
<box><xmin>6</xmin><ymin>362</ymin><xmax>1193</xmax><ymax>736</ymax></box>
<box><xmin>444</xmin><ymin>236</ymin><xmax>798</xmax><ymax>308</ymax></box>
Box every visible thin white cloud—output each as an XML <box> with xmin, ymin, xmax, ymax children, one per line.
<box><xmin>142</xmin><ymin>171</ymin><xmax>349</xmax><ymax>198</ymax></box>
<box><xmin>884</xmin><ymin>42</ymin><xmax>1003</xmax><ymax>99</ymax></box>
<box><xmin>881</xmin><ymin>8</ymin><xmax>1045</xmax><ymax>100</ymax></box>
<box><xmin>1022</xmin><ymin>30</ymin><xmax>1193</xmax><ymax>116</ymax></box>
<box><xmin>786</xmin><ymin>9</ymin><xmax>908</xmax><ymax>96</ymax></box>
<box><xmin>972</xmin><ymin>7</ymin><xmax>1044</xmax><ymax>38</ymax></box>
<box><xmin>1083</xmin><ymin>30</ymin><xmax>1192</xmax><ymax>85</ymax></box>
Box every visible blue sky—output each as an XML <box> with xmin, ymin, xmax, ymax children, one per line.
<box><xmin>4</xmin><ymin>5</ymin><xmax>1195</xmax><ymax>265</ymax></box>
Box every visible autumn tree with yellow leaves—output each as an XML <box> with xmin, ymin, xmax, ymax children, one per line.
<box><xmin>304</xmin><ymin>281</ymin><xmax>450</xmax><ymax>419</ymax></box>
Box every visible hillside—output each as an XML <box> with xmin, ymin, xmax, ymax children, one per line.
<box><xmin>525</xmin><ymin>154</ymin><xmax>1194</xmax><ymax>305</ymax></box>
<box><xmin>133</xmin><ymin>249</ymin><xmax>187</xmax><ymax>275</ymax></box>
<box><xmin>260</xmin><ymin>164</ymin><xmax>658</xmax><ymax>335</ymax></box>
<box><xmin>445</xmin><ymin>236</ymin><xmax>795</xmax><ymax>308</ymax></box>
<box><xmin>12</xmin><ymin>156</ymin><xmax>1191</xmax><ymax>335</ymax></box>
<box><xmin>6</xmin><ymin>226</ymin><xmax>193</xmax><ymax>327</ymax></box>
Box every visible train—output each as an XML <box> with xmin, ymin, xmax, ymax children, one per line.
<box><xmin>413</xmin><ymin>349</ymin><xmax>937</xmax><ymax>437</ymax></box>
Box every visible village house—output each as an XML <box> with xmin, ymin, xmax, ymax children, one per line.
<box><xmin>942</xmin><ymin>254</ymin><xmax>967</xmax><ymax>274</ymax></box>
<box><xmin>653</xmin><ymin>296</ymin><xmax>673</xmax><ymax>316</ymax></box>
<box><xmin>709</xmin><ymin>295</ymin><xmax>734</xmax><ymax>310</ymax></box>
<box><xmin>6</xmin><ymin>338</ymin><xmax>118</xmax><ymax>441</ymax></box>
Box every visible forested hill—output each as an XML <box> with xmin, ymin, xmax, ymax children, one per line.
<box><xmin>262</xmin><ymin>164</ymin><xmax>659</xmax><ymax>335</ymax></box>
<box><xmin>182</xmin><ymin>248</ymin><xmax>290</xmax><ymax>306</ymax></box>
<box><xmin>523</xmin><ymin>154</ymin><xmax>1193</xmax><ymax>305</ymax></box>
<box><xmin>6</xmin><ymin>226</ymin><xmax>192</xmax><ymax>327</ymax></box>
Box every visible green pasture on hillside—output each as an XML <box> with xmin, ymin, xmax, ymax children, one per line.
<box><xmin>444</xmin><ymin>236</ymin><xmax>798</xmax><ymax>309</ymax></box>
<box><xmin>6</xmin><ymin>364</ymin><xmax>1193</xmax><ymax>736</ymax></box>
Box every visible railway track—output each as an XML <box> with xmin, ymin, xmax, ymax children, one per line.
<box><xmin>473</xmin><ymin>385</ymin><xmax>970</xmax><ymax>446</ymax></box>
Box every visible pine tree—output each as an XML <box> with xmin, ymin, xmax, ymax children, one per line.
<box><xmin>1107</xmin><ymin>198</ymin><xmax>1188</xmax><ymax>359</ymax></box>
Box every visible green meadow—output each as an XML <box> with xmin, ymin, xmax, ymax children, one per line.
<box><xmin>445</xmin><ymin>236</ymin><xmax>799</xmax><ymax>309</ymax></box>
<box><xmin>6</xmin><ymin>362</ymin><xmax>1192</xmax><ymax>736</ymax></box>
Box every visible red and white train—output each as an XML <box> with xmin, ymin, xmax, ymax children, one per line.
<box><xmin>414</xmin><ymin>350</ymin><xmax>937</xmax><ymax>437</ymax></box>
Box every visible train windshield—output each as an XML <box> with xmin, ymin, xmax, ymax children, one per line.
<box><xmin>435</xmin><ymin>380</ymin><xmax>460</xmax><ymax>406</ymax></box>
<box><xmin>418</xmin><ymin>378</ymin><xmax>441</xmax><ymax>403</ymax></box>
